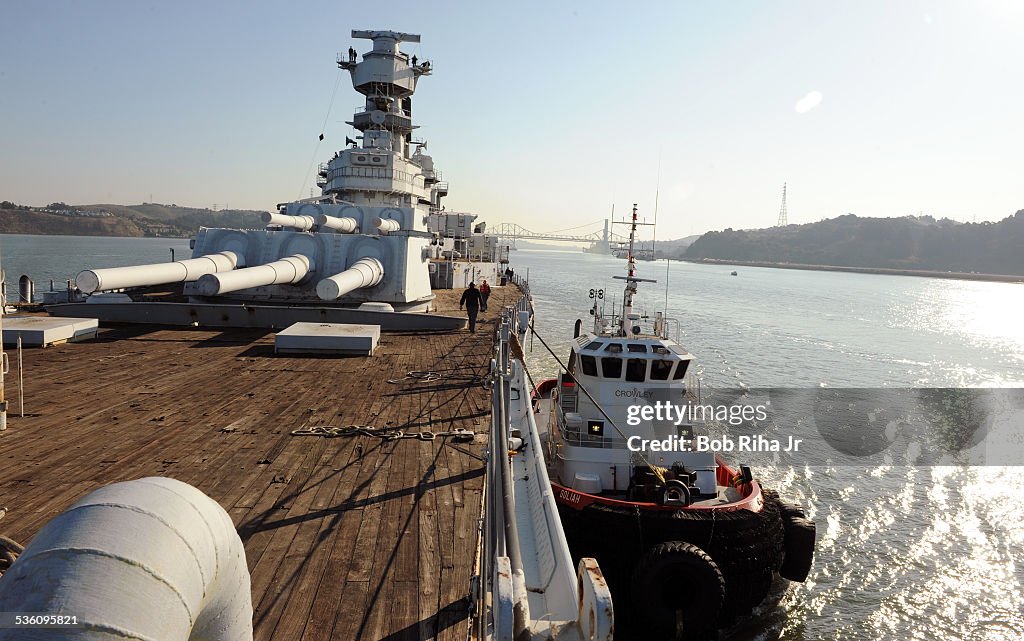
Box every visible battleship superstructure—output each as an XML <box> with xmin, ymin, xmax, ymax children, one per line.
<box><xmin>49</xmin><ymin>30</ymin><xmax>501</xmax><ymax>328</ymax></box>
<box><xmin>183</xmin><ymin>30</ymin><xmax>440</xmax><ymax>310</ymax></box>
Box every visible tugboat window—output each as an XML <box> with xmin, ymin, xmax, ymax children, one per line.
<box><xmin>584</xmin><ymin>341</ymin><xmax>603</xmax><ymax>351</ymax></box>
<box><xmin>650</xmin><ymin>359</ymin><xmax>673</xmax><ymax>380</ymax></box>
<box><xmin>672</xmin><ymin>360</ymin><xmax>690</xmax><ymax>380</ymax></box>
<box><xmin>604</xmin><ymin>343</ymin><xmax>623</xmax><ymax>353</ymax></box>
<box><xmin>581</xmin><ymin>355</ymin><xmax>598</xmax><ymax>376</ymax></box>
<box><xmin>627</xmin><ymin>344</ymin><xmax>647</xmax><ymax>352</ymax></box>
<box><xmin>601</xmin><ymin>357</ymin><xmax>623</xmax><ymax>378</ymax></box>
<box><xmin>626</xmin><ymin>359</ymin><xmax>647</xmax><ymax>382</ymax></box>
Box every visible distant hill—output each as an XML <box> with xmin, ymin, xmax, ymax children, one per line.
<box><xmin>0</xmin><ymin>202</ymin><xmax>268</xmax><ymax>238</ymax></box>
<box><xmin>654</xmin><ymin>235</ymin><xmax>700</xmax><ymax>258</ymax></box>
<box><xmin>680</xmin><ymin>211</ymin><xmax>1024</xmax><ymax>276</ymax></box>
<box><xmin>0</xmin><ymin>207</ymin><xmax>148</xmax><ymax>237</ymax></box>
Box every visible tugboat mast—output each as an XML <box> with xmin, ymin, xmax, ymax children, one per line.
<box><xmin>621</xmin><ymin>204</ymin><xmax>640</xmax><ymax>327</ymax></box>
<box><xmin>611</xmin><ymin>203</ymin><xmax>656</xmax><ymax>337</ymax></box>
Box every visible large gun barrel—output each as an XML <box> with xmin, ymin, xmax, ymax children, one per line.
<box><xmin>316</xmin><ymin>257</ymin><xmax>384</xmax><ymax>300</ymax></box>
<box><xmin>196</xmin><ymin>254</ymin><xmax>312</xmax><ymax>297</ymax></box>
<box><xmin>315</xmin><ymin>214</ymin><xmax>359</xmax><ymax>233</ymax></box>
<box><xmin>261</xmin><ymin>212</ymin><xmax>315</xmax><ymax>231</ymax></box>
<box><xmin>374</xmin><ymin>217</ymin><xmax>401</xmax><ymax>234</ymax></box>
<box><xmin>77</xmin><ymin>251</ymin><xmax>241</xmax><ymax>294</ymax></box>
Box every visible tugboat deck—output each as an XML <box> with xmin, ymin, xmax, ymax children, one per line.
<box><xmin>0</xmin><ymin>286</ymin><xmax>516</xmax><ymax>641</ymax></box>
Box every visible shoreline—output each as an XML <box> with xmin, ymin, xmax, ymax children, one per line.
<box><xmin>0</xmin><ymin>231</ymin><xmax>190</xmax><ymax>240</ymax></box>
<box><xmin>682</xmin><ymin>258</ymin><xmax>1024</xmax><ymax>283</ymax></box>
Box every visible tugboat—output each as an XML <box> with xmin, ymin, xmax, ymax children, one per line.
<box><xmin>534</xmin><ymin>204</ymin><xmax>815</xmax><ymax>640</ymax></box>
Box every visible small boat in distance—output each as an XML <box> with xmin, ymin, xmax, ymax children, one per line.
<box><xmin>731</xmin><ymin>270</ymin><xmax>738</xmax><ymax>276</ymax></box>
<box><xmin>533</xmin><ymin>204</ymin><xmax>815</xmax><ymax>639</ymax></box>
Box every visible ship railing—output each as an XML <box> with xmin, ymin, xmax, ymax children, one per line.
<box><xmin>352</xmin><ymin>104</ymin><xmax>414</xmax><ymax>118</ymax></box>
<box><xmin>476</xmin><ymin>286</ymin><xmax>613</xmax><ymax>641</ymax></box>
<box><xmin>686</xmin><ymin>371</ymin><xmax>702</xmax><ymax>405</ymax></box>
<box><xmin>427</xmin><ymin>207</ymin><xmax>477</xmax><ymax>218</ymax></box>
<box><xmin>326</xmin><ymin>165</ymin><xmax>424</xmax><ymax>186</ymax></box>
<box><xmin>551</xmin><ymin>401</ymin><xmax>625</xmax><ymax>449</ymax></box>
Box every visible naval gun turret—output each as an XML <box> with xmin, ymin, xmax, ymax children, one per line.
<box><xmin>62</xmin><ymin>30</ymin><xmax>451</xmax><ymax>322</ymax></box>
<box><xmin>174</xmin><ymin>29</ymin><xmax>437</xmax><ymax>310</ymax></box>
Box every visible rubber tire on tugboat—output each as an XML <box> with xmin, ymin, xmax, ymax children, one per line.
<box><xmin>631</xmin><ymin>541</ymin><xmax>725</xmax><ymax>641</ymax></box>
<box><xmin>779</xmin><ymin>514</ymin><xmax>816</xmax><ymax>582</ymax></box>
<box><xmin>780</xmin><ymin>501</ymin><xmax>806</xmax><ymax>521</ymax></box>
<box><xmin>658</xmin><ymin>479</ymin><xmax>692</xmax><ymax>506</ymax></box>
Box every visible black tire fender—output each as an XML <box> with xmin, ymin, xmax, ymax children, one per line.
<box><xmin>657</xmin><ymin>479</ymin><xmax>692</xmax><ymax>506</ymax></box>
<box><xmin>780</xmin><ymin>501</ymin><xmax>806</xmax><ymax>521</ymax></box>
<box><xmin>631</xmin><ymin>541</ymin><xmax>725</xmax><ymax>640</ymax></box>
<box><xmin>779</xmin><ymin>514</ymin><xmax>816</xmax><ymax>582</ymax></box>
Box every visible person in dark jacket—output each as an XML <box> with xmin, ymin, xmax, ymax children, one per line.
<box><xmin>459</xmin><ymin>282</ymin><xmax>482</xmax><ymax>333</ymax></box>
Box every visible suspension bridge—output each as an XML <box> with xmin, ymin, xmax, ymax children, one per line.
<box><xmin>491</xmin><ymin>219</ymin><xmax>630</xmax><ymax>252</ymax></box>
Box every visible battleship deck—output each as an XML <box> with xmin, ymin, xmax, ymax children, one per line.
<box><xmin>0</xmin><ymin>285</ymin><xmax>517</xmax><ymax>641</ymax></box>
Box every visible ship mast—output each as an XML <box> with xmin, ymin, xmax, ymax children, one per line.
<box><xmin>611</xmin><ymin>203</ymin><xmax>656</xmax><ymax>337</ymax></box>
<box><xmin>622</xmin><ymin>204</ymin><xmax>639</xmax><ymax>325</ymax></box>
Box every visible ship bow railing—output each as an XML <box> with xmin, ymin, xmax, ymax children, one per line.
<box><xmin>474</xmin><ymin>282</ymin><xmax>613</xmax><ymax>641</ymax></box>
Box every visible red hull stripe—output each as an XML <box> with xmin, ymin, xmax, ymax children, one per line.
<box><xmin>552</xmin><ymin>480</ymin><xmax>764</xmax><ymax>513</ymax></box>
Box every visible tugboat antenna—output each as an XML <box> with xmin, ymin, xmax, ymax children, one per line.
<box><xmin>663</xmin><ymin>258</ymin><xmax>670</xmax><ymax>339</ymax></box>
<box><xmin>652</xmin><ymin>151</ymin><xmax>660</xmax><ymax>260</ymax></box>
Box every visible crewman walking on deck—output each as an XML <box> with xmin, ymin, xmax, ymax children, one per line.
<box><xmin>479</xmin><ymin>279</ymin><xmax>491</xmax><ymax>312</ymax></box>
<box><xmin>459</xmin><ymin>282</ymin><xmax>482</xmax><ymax>333</ymax></box>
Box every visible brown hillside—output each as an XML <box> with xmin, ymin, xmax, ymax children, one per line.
<box><xmin>0</xmin><ymin>208</ymin><xmax>146</xmax><ymax>237</ymax></box>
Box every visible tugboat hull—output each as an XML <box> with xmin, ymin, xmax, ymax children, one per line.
<box><xmin>555</xmin><ymin>482</ymin><xmax>792</xmax><ymax>638</ymax></box>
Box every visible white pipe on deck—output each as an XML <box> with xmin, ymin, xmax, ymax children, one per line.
<box><xmin>316</xmin><ymin>257</ymin><xmax>384</xmax><ymax>300</ymax></box>
<box><xmin>373</xmin><ymin>217</ymin><xmax>401</xmax><ymax>234</ymax></box>
<box><xmin>261</xmin><ymin>212</ymin><xmax>315</xmax><ymax>231</ymax></box>
<box><xmin>76</xmin><ymin>251</ymin><xmax>241</xmax><ymax>294</ymax></box>
<box><xmin>0</xmin><ymin>477</ymin><xmax>253</xmax><ymax>641</ymax></box>
<box><xmin>196</xmin><ymin>254</ymin><xmax>312</xmax><ymax>296</ymax></box>
<box><xmin>315</xmin><ymin>214</ymin><xmax>359</xmax><ymax>233</ymax></box>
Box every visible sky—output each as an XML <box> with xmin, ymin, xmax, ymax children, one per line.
<box><xmin>2</xmin><ymin>0</ymin><xmax>1022</xmax><ymax>240</ymax></box>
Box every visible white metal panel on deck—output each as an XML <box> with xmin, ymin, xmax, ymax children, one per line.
<box><xmin>274</xmin><ymin>322</ymin><xmax>381</xmax><ymax>356</ymax></box>
<box><xmin>1</xmin><ymin>316</ymin><xmax>99</xmax><ymax>347</ymax></box>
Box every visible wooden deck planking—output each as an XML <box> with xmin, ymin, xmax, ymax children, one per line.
<box><xmin>0</xmin><ymin>284</ymin><xmax>520</xmax><ymax>641</ymax></box>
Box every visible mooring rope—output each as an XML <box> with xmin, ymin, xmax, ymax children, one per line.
<box><xmin>386</xmin><ymin>370</ymin><xmax>487</xmax><ymax>386</ymax></box>
<box><xmin>290</xmin><ymin>425</ymin><xmax>475</xmax><ymax>442</ymax></box>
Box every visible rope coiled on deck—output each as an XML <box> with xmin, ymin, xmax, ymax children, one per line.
<box><xmin>386</xmin><ymin>370</ymin><xmax>487</xmax><ymax>386</ymax></box>
<box><xmin>290</xmin><ymin>425</ymin><xmax>475</xmax><ymax>442</ymax></box>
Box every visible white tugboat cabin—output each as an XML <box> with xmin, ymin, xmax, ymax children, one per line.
<box><xmin>539</xmin><ymin>203</ymin><xmax>724</xmax><ymax>506</ymax></box>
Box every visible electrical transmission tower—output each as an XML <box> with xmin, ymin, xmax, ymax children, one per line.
<box><xmin>776</xmin><ymin>182</ymin><xmax>788</xmax><ymax>226</ymax></box>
